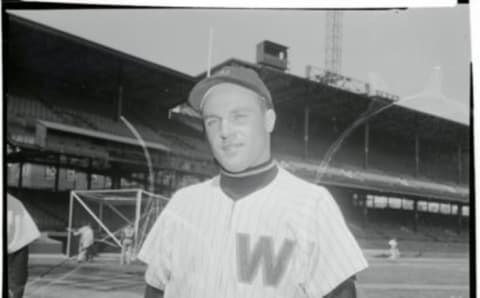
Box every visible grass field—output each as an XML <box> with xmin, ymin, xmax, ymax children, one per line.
<box><xmin>23</xmin><ymin>253</ymin><xmax>469</xmax><ymax>298</ymax></box>
<box><xmin>357</xmin><ymin>257</ymin><xmax>469</xmax><ymax>298</ymax></box>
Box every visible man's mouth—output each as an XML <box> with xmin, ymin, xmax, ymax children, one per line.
<box><xmin>222</xmin><ymin>143</ymin><xmax>242</xmax><ymax>152</ymax></box>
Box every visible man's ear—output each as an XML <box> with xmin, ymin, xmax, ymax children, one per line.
<box><xmin>265</xmin><ymin>109</ymin><xmax>276</xmax><ymax>133</ymax></box>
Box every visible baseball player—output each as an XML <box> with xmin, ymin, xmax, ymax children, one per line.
<box><xmin>388</xmin><ymin>238</ymin><xmax>399</xmax><ymax>260</ymax></box>
<box><xmin>139</xmin><ymin>66</ymin><xmax>368</xmax><ymax>298</ymax></box>
<box><xmin>69</xmin><ymin>221</ymin><xmax>95</xmax><ymax>262</ymax></box>
<box><xmin>120</xmin><ymin>224</ymin><xmax>136</xmax><ymax>265</ymax></box>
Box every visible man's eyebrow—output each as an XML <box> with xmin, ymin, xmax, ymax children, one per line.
<box><xmin>202</xmin><ymin>114</ymin><xmax>220</xmax><ymax>120</ymax></box>
<box><xmin>231</xmin><ymin>107</ymin><xmax>254</xmax><ymax>113</ymax></box>
<box><xmin>202</xmin><ymin>107</ymin><xmax>255</xmax><ymax>119</ymax></box>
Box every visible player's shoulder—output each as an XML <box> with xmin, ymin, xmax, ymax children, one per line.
<box><xmin>276</xmin><ymin>167</ymin><xmax>340</xmax><ymax>228</ymax></box>
<box><xmin>174</xmin><ymin>177</ymin><xmax>216</xmax><ymax>197</ymax></box>
<box><xmin>277</xmin><ymin>166</ymin><xmax>332</xmax><ymax>201</ymax></box>
<box><xmin>7</xmin><ymin>193</ymin><xmax>24</xmax><ymax>210</ymax></box>
<box><xmin>167</xmin><ymin>177</ymin><xmax>217</xmax><ymax>207</ymax></box>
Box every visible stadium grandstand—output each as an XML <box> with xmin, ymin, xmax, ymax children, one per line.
<box><xmin>5</xmin><ymin>14</ymin><xmax>470</xmax><ymax>256</ymax></box>
<box><xmin>5</xmin><ymin>14</ymin><xmax>215</xmax><ymax>252</ymax></box>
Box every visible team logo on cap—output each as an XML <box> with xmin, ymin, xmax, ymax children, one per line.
<box><xmin>217</xmin><ymin>68</ymin><xmax>231</xmax><ymax>76</ymax></box>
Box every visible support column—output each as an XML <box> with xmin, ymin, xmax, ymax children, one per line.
<box><xmin>112</xmin><ymin>175</ymin><xmax>121</xmax><ymax>189</ymax></box>
<box><xmin>364</xmin><ymin>122</ymin><xmax>369</xmax><ymax>169</ymax></box>
<box><xmin>457</xmin><ymin>203</ymin><xmax>462</xmax><ymax>234</ymax></box>
<box><xmin>150</xmin><ymin>170</ymin><xmax>156</xmax><ymax>193</ymax></box>
<box><xmin>87</xmin><ymin>158</ymin><xmax>92</xmax><ymax>190</ymax></box>
<box><xmin>67</xmin><ymin>193</ymin><xmax>74</xmax><ymax>257</ymax></box>
<box><xmin>170</xmin><ymin>171</ymin><xmax>177</xmax><ymax>196</ymax></box>
<box><xmin>413</xmin><ymin>199</ymin><xmax>419</xmax><ymax>232</ymax></box>
<box><xmin>86</xmin><ymin>172</ymin><xmax>92</xmax><ymax>190</ymax></box>
<box><xmin>54</xmin><ymin>158</ymin><xmax>60</xmax><ymax>192</ymax></box>
<box><xmin>303</xmin><ymin>105</ymin><xmax>310</xmax><ymax>160</ymax></box>
<box><xmin>415</xmin><ymin>133</ymin><xmax>420</xmax><ymax>177</ymax></box>
<box><xmin>134</xmin><ymin>190</ymin><xmax>142</xmax><ymax>251</ymax></box>
<box><xmin>18</xmin><ymin>162</ymin><xmax>24</xmax><ymax>189</ymax></box>
<box><xmin>457</xmin><ymin>145</ymin><xmax>463</xmax><ymax>184</ymax></box>
<box><xmin>116</xmin><ymin>61</ymin><xmax>124</xmax><ymax>121</ymax></box>
<box><xmin>361</xmin><ymin>194</ymin><xmax>368</xmax><ymax>228</ymax></box>
<box><xmin>116</xmin><ymin>85</ymin><xmax>124</xmax><ymax>121</ymax></box>
<box><xmin>143</xmin><ymin>171</ymin><xmax>149</xmax><ymax>190</ymax></box>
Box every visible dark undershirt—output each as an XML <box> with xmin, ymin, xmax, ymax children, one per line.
<box><xmin>219</xmin><ymin>159</ymin><xmax>279</xmax><ymax>200</ymax></box>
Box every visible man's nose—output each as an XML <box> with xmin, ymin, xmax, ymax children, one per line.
<box><xmin>219</xmin><ymin>119</ymin><xmax>233</xmax><ymax>139</ymax></box>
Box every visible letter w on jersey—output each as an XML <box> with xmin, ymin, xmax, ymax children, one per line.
<box><xmin>236</xmin><ymin>233</ymin><xmax>295</xmax><ymax>287</ymax></box>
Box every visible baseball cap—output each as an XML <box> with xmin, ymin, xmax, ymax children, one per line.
<box><xmin>188</xmin><ymin>65</ymin><xmax>273</xmax><ymax>113</ymax></box>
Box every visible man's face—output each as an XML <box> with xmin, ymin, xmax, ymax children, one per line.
<box><xmin>202</xmin><ymin>83</ymin><xmax>275</xmax><ymax>173</ymax></box>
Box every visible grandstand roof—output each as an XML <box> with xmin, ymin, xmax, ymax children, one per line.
<box><xmin>38</xmin><ymin>120</ymin><xmax>171</xmax><ymax>152</ymax></box>
<box><xmin>6</xmin><ymin>14</ymin><xmax>195</xmax><ymax>109</ymax></box>
<box><xmin>396</xmin><ymin>66</ymin><xmax>469</xmax><ymax>126</ymax></box>
<box><xmin>6</xmin><ymin>13</ymin><xmax>468</xmax><ymax>147</ymax></box>
<box><xmin>398</xmin><ymin>92</ymin><xmax>470</xmax><ymax>126</ymax></box>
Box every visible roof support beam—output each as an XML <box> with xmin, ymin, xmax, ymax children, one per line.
<box><xmin>116</xmin><ymin>85</ymin><xmax>123</xmax><ymax>121</ymax></box>
<box><xmin>414</xmin><ymin>113</ymin><xmax>420</xmax><ymax>178</ymax></box>
<box><xmin>361</xmin><ymin>193</ymin><xmax>368</xmax><ymax>228</ymax></box>
<box><xmin>54</xmin><ymin>155</ymin><xmax>60</xmax><ymax>192</ymax></box>
<box><xmin>456</xmin><ymin>203</ymin><xmax>463</xmax><ymax>234</ymax></box>
<box><xmin>18</xmin><ymin>162</ymin><xmax>24</xmax><ymax>189</ymax></box>
<box><xmin>87</xmin><ymin>158</ymin><xmax>93</xmax><ymax>190</ymax></box>
<box><xmin>415</xmin><ymin>133</ymin><xmax>420</xmax><ymax>177</ymax></box>
<box><xmin>413</xmin><ymin>200</ymin><xmax>419</xmax><ymax>232</ymax></box>
<box><xmin>457</xmin><ymin>144</ymin><xmax>463</xmax><ymax>184</ymax></box>
<box><xmin>303</xmin><ymin>105</ymin><xmax>310</xmax><ymax>160</ymax></box>
<box><xmin>364</xmin><ymin>122</ymin><xmax>370</xmax><ymax>170</ymax></box>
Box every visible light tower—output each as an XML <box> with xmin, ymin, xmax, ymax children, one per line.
<box><xmin>325</xmin><ymin>11</ymin><xmax>344</xmax><ymax>75</ymax></box>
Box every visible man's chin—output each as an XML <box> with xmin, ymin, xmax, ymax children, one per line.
<box><xmin>219</xmin><ymin>160</ymin><xmax>248</xmax><ymax>173</ymax></box>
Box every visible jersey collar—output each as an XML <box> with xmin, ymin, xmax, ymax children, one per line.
<box><xmin>219</xmin><ymin>159</ymin><xmax>279</xmax><ymax>200</ymax></box>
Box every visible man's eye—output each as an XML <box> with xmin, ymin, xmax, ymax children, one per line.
<box><xmin>233</xmin><ymin>114</ymin><xmax>248</xmax><ymax>121</ymax></box>
<box><xmin>205</xmin><ymin>119</ymin><xmax>218</xmax><ymax>127</ymax></box>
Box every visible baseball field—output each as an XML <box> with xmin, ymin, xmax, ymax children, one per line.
<box><xmin>23</xmin><ymin>251</ymin><xmax>469</xmax><ymax>298</ymax></box>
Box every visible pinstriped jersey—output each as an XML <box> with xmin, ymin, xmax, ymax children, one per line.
<box><xmin>138</xmin><ymin>167</ymin><xmax>368</xmax><ymax>298</ymax></box>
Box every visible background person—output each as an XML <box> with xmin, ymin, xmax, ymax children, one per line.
<box><xmin>69</xmin><ymin>221</ymin><xmax>95</xmax><ymax>262</ymax></box>
<box><xmin>7</xmin><ymin>193</ymin><xmax>41</xmax><ymax>298</ymax></box>
<box><xmin>121</xmin><ymin>224</ymin><xmax>135</xmax><ymax>265</ymax></box>
<box><xmin>388</xmin><ymin>238</ymin><xmax>400</xmax><ymax>260</ymax></box>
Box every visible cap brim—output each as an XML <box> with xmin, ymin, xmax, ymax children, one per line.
<box><xmin>188</xmin><ymin>75</ymin><xmax>266</xmax><ymax>114</ymax></box>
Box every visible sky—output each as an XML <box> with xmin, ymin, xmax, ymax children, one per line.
<box><xmin>9</xmin><ymin>6</ymin><xmax>471</xmax><ymax>111</ymax></box>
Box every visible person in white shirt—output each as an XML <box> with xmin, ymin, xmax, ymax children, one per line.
<box><xmin>139</xmin><ymin>65</ymin><xmax>368</xmax><ymax>298</ymax></box>
<box><xmin>388</xmin><ymin>238</ymin><xmax>399</xmax><ymax>260</ymax></box>
<box><xmin>70</xmin><ymin>222</ymin><xmax>95</xmax><ymax>262</ymax></box>
<box><xmin>7</xmin><ymin>193</ymin><xmax>41</xmax><ymax>298</ymax></box>
<box><xmin>121</xmin><ymin>224</ymin><xmax>135</xmax><ymax>265</ymax></box>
